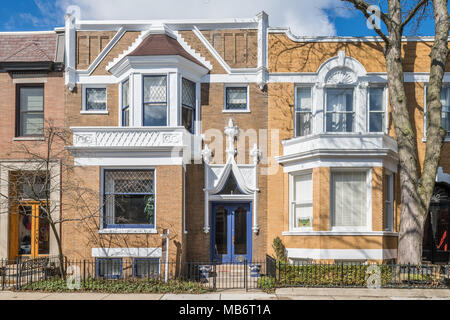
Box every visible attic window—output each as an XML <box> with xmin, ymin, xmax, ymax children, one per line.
<box><xmin>218</xmin><ymin>173</ymin><xmax>243</xmax><ymax>195</ymax></box>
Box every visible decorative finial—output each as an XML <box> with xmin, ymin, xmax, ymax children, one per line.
<box><xmin>224</xmin><ymin>119</ymin><xmax>239</xmax><ymax>159</ymax></box>
<box><xmin>202</xmin><ymin>144</ymin><xmax>213</xmax><ymax>165</ymax></box>
<box><xmin>250</xmin><ymin>144</ymin><xmax>262</xmax><ymax>165</ymax></box>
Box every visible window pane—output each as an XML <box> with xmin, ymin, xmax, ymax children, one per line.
<box><xmin>294</xmin><ymin>174</ymin><xmax>312</xmax><ymax>203</ymax></box>
<box><xmin>369</xmin><ymin>112</ymin><xmax>384</xmax><ymax>133</ymax></box>
<box><xmin>86</xmin><ymin>88</ymin><xmax>107</xmax><ymax>110</ymax></box>
<box><xmin>144</xmin><ymin>76</ymin><xmax>166</xmax><ymax>103</ymax></box>
<box><xmin>122</xmin><ymin>108</ymin><xmax>129</xmax><ymax>127</ymax></box>
<box><xmin>327</xmin><ymin>89</ymin><xmax>353</xmax><ymax>112</ymax></box>
<box><xmin>226</xmin><ymin>87</ymin><xmax>247</xmax><ymax>110</ymax></box>
<box><xmin>144</xmin><ymin>105</ymin><xmax>167</xmax><ymax>126</ymax></box>
<box><xmin>332</xmin><ymin>172</ymin><xmax>367</xmax><ymax>228</ymax></box>
<box><xmin>293</xmin><ymin>173</ymin><xmax>313</xmax><ymax>229</ymax></box>
<box><xmin>295</xmin><ymin>112</ymin><xmax>312</xmax><ymax>137</ymax></box>
<box><xmin>135</xmin><ymin>259</ymin><xmax>159</xmax><ymax>278</ymax></box>
<box><xmin>182</xmin><ymin>78</ymin><xmax>196</xmax><ymax>108</ymax></box>
<box><xmin>294</xmin><ymin>205</ymin><xmax>313</xmax><ymax>228</ymax></box>
<box><xmin>21</xmin><ymin>113</ymin><xmax>44</xmax><ymax>136</ymax></box>
<box><xmin>98</xmin><ymin>259</ymin><xmax>121</xmax><ymax>278</ymax></box>
<box><xmin>369</xmin><ymin>88</ymin><xmax>384</xmax><ymax>111</ymax></box>
<box><xmin>296</xmin><ymin>87</ymin><xmax>312</xmax><ymax>112</ymax></box>
<box><xmin>20</xmin><ymin>87</ymin><xmax>43</xmax><ymax>112</ymax></box>
<box><xmin>114</xmin><ymin>195</ymin><xmax>155</xmax><ymax>225</ymax></box>
<box><xmin>326</xmin><ymin>113</ymin><xmax>353</xmax><ymax>132</ymax></box>
<box><xmin>105</xmin><ymin>170</ymin><xmax>154</xmax><ymax>194</ymax></box>
<box><xmin>122</xmin><ymin>81</ymin><xmax>130</xmax><ymax>108</ymax></box>
<box><xmin>182</xmin><ymin>106</ymin><xmax>194</xmax><ymax>133</ymax></box>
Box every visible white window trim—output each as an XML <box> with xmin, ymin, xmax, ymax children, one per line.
<box><xmin>324</xmin><ymin>86</ymin><xmax>356</xmax><ymax>133</ymax></box>
<box><xmin>423</xmin><ymin>84</ymin><xmax>450</xmax><ymax>142</ymax></box>
<box><xmin>289</xmin><ymin>170</ymin><xmax>313</xmax><ymax>232</ymax></box>
<box><xmin>367</xmin><ymin>85</ymin><xmax>389</xmax><ymax>134</ymax></box>
<box><xmin>99</xmin><ymin>167</ymin><xmax>157</xmax><ymax>234</ymax></box>
<box><xmin>223</xmin><ymin>84</ymin><xmax>250</xmax><ymax>113</ymax></box>
<box><xmin>294</xmin><ymin>85</ymin><xmax>314</xmax><ymax>138</ymax></box>
<box><xmin>81</xmin><ymin>84</ymin><xmax>109</xmax><ymax>114</ymax></box>
<box><xmin>330</xmin><ymin>168</ymin><xmax>372</xmax><ymax>232</ymax></box>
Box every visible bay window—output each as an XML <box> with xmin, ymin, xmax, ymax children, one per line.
<box><xmin>325</xmin><ymin>88</ymin><xmax>354</xmax><ymax>133</ymax></box>
<box><xmin>103</xmin><ymin>169</ymin><xmax>155</xmax><ymax>229</ymax></box>
<box><xmin>295</xmin><ymin>87</ymin><xmax>312</xmax><ymax>137</ymax></box>
<box><xmin>143</xmin><ymin>75</ymin><xmax>167</xmax><ymax>127</ymax></box>
<box><xmin>290</xmin><ymin>172</ymin><xmax>313</xmax><ymax>230</ymax></box>
<box><xmin>331</xmin><ymin>170</ymin><xmax>369</xmax><ymax>230</ymax></box>
<box><xmin>368</xmin><ymin>87</ymin><xmax>385</xmax><ymax>133</ymax></box>
<box><xmin>182</xmin><ymin>78</ymin><xmax>196</xmax><ymax>133</ymax></box>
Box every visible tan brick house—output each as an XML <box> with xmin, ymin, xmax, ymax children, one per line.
<box><xmin>1</xmin><ymin>12</ymin><xmax>449</xmax><ymax>275</ymax></box>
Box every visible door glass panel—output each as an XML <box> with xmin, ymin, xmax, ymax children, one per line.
<box><xmin>234</xmin><ymin>206</ymin><xmax>247</xmax><ymax>255</ymax></box>
<box><xmin>38</xmin><ymin>207</ymin><xmax>50</xmax><ymax>255</ymax></box>
<box><xmin>215</xmin><ymin>206</ymin><xmax>228</xmax><ymax>255</ymax></box>
<box><xmin>18</xmin><ymin>206</ymin><xmax>32</xmax><ymax>255</ymax></box>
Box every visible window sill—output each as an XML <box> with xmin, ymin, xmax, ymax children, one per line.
<box><xmin>80</xmin><ymin>110</ymin><xmax>109</xmax><ymax>115</ymax></box>
<box><xmin>282</xmin><ymin>231</ymin><xmax>399</xmax><ymax>236</ymax></box>
<box><xmin>99</xmin><ymin>228</ymin><xmax>158</xmax><ymax>234</ymax></box>
<box><xmin>422</xmin><ymin>137</ymin><xmax>450</xmax><ymax>143</ymax></box>
<box><xmin>14</xmin><ymin>137</ymin><xmax>45</xmax><ymax>141</ymax></box>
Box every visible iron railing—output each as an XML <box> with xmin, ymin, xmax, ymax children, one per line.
<box><xmin>1</xmin><ymin>256</ymin><xmax>449</xmax><ymax>291</ymax></box>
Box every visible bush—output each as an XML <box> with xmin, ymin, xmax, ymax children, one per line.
<box><xmin>277</xmin><ymin>263</ymin><xmax>393</xmax><ymax>287</ymax></box>
<box><xmin>272</xmin><ymin>237</ymin><xmax>287</xmax><ymax>262</ymax></box>
<box><xmin>20</xmin><ymin>278</ymin><xmax>213</xmax><ymax>294</ymax></box>
<box><xmin>258</xmin><ymin>276</ymin><xmax>277</xmax><ymax>293</ymax></box>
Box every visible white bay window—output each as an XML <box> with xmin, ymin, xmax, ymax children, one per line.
<box><xmin>143</xmin><ymin>75</ymin><xmax>168</xmax><ymax>127</ymax></box>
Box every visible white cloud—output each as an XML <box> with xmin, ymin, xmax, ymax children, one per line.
<box><xmin>57</xmin><ymin>0</ymin><xmax>346</xmax><ymax>36</ymax></box>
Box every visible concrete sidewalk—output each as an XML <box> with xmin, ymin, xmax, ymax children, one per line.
<box><xmin>0</xmin><ymin>288</ymin><xmax>449</xmax><ymax>300</ymax></box>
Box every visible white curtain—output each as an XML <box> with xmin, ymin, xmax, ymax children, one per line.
<box><xmin>293</xmin><ymin>173</ymin><xmax>313</xmax><ymax>229</ymax></box>
<box><xmin>332</xmin><ymin>172</ymin><xmax>367</xmax><ymax>228</ymax></box>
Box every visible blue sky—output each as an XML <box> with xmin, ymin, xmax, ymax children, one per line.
<box><xmin>0</xmin><ymin>0</ymin><xmax>439</xmax><ymax>36</ymax></box>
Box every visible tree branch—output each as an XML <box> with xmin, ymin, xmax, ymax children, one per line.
<box><xmin>400</xmin><ymin>0</ymin><xmax>430</xmax><ymax>33</ymax></box>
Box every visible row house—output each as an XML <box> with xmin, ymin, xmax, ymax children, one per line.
<box><xmin>0</xmin><ymin>12</ymin><xmax>448</xmax><ymax>276</ymax></box>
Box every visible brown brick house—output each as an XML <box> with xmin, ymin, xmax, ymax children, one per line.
<box><xmin>1</xmin><ymin>12</ymin><xmax>449</xmax><ymax>275</ymax></box>
<box><xmin>0</xmin><ymin>31</ymin><xmax>65</xmax><ymax>261</ymax></box>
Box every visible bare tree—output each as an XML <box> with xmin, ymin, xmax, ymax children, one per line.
<box><xmin>341</xmin><ymin>0</ymin><xmax>449</xmax><ymax>263</ymax></box>
<box><xmin>0</xmin><ymin>123</ymin><xmax>103</xmax><ymax>279</ymax></box>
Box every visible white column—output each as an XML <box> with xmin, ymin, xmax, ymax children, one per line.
<box><xmin>314</xmin><ymin>83</ymin><xmax>325</xmax><ymax>134</ymax></box>
<box><xmin>168</xmin><ymin>72</ymin><xmax>179</xmax><ymax>127</ymax></box>
<box><xmin>64</xmin><ymin>14</ymin><xmax>76</xmax><ymax>91</ymax></box>
<box><xmin>357</xmin><ymin>82</ymin><xmax>369</xmax><ymax>133</ymax></box>
<box><xmin>132</xmin><ymin>73</ymin><xmax>142</xmax><ymax>127</ymax></box>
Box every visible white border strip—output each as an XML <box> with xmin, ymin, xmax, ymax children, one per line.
<box><xmin>286</xmin><ymin>248</ymin><xmax>397</xmax><ymax>260</ymax></box>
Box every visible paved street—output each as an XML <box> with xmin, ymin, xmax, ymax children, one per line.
<box><xmin>0</xmin><ymin>288</ymin><xmax>449</xmax><ymax>300</ymax></box>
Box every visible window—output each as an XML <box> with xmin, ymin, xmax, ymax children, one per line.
<box><xmin>331</xmin><ymin>171</ymin><xmax>369</xmax><ymax>230</ymax></box>
<box><xmin>290</xmin><ymin>172</ymin><xmax>313</xmax><ymax>230</ymax></box>
<box><xmin>295</xmin><ymin>87</ymin><xmax>312</xmax><ymax>137</ymax></box>
<box><xmin>326</xmin><ymin>88</ymin><xmax>354</xmax><ymax>132</ymax></box>
<box><xmin>225</xmin><ymin>87</ymin><xmax>248</xmax><ymax>111</ymax></box>
<box><xmin>143</xmin><ymin>75</ymin><xmax>167</xmax><ymax>126</ymax></box>
<box><xmin>103</xmin><ymin>170</ymin><xmax>155</xmax><ymax>229</ymax></box>
<box><xmin>16</xmin><ymin>172</ymin><xmax>49</xmax><ymax>200</ymax></box>
<box><xmin>384</xmin><ymin>174</ymin><xmax>394</xmax><ymax>231</ymax></box>
<box><xmin>96</xmin><ymin>258</ymin><xmax>122</xmax><ymax>279</ymax></box>
<box><xmin>440</xmin><ymin>86</ymin><xmax>450</xmax><ymax>138</ymax></box>
<box><xmin>122</xmin><ymin>80</ymin><xmax>130</xmax><ymax>127</ymax></box>
<box><xmin>369</xmin><ymin>87</ymin><xmax>385</xmax><ymax>133</ymax></box>
<box><xmin>134</xmin><ymin>258</ymin><xmax>160</xmax><ymax>278</ymax></box>
<box><xmin>17</xmin><ymin>85</ymin><xmax>44</xmax><ymax>137</ymax></box>
<box><xmin>85</xmin><ymin>87</ymin><xmax>107</xmax><ymax>111</ymax></box>
<box><xmin>182</xmin><ymin>78</ymin><xmax>196</xmax><ymax>133</ymax></box>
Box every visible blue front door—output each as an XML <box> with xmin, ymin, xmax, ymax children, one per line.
<box><xmin>211</xmin><ymin>203</ymin><xmax>252</xmax><ymax>264</ymax></box>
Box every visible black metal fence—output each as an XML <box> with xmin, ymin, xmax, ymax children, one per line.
<box><xmin>1</xmin><ymin>255</ymin><xmax>450</xmax><ymax>291</ymax></box>
<box><xmin>1</xmin><ymin>256</ymin><xmax>61</xmax><ymax>290</ymax></box>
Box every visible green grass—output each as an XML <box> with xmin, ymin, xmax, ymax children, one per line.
<box><xmin>20</xmin><ymin>278</ymin><xmax>213</xmax><ymax>294</ymax></box>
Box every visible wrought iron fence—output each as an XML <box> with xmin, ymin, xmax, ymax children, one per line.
<box><xmin>1</xmin><ymin>255</ymin><xmax>449</xmax><ymax>291</ymax></box>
